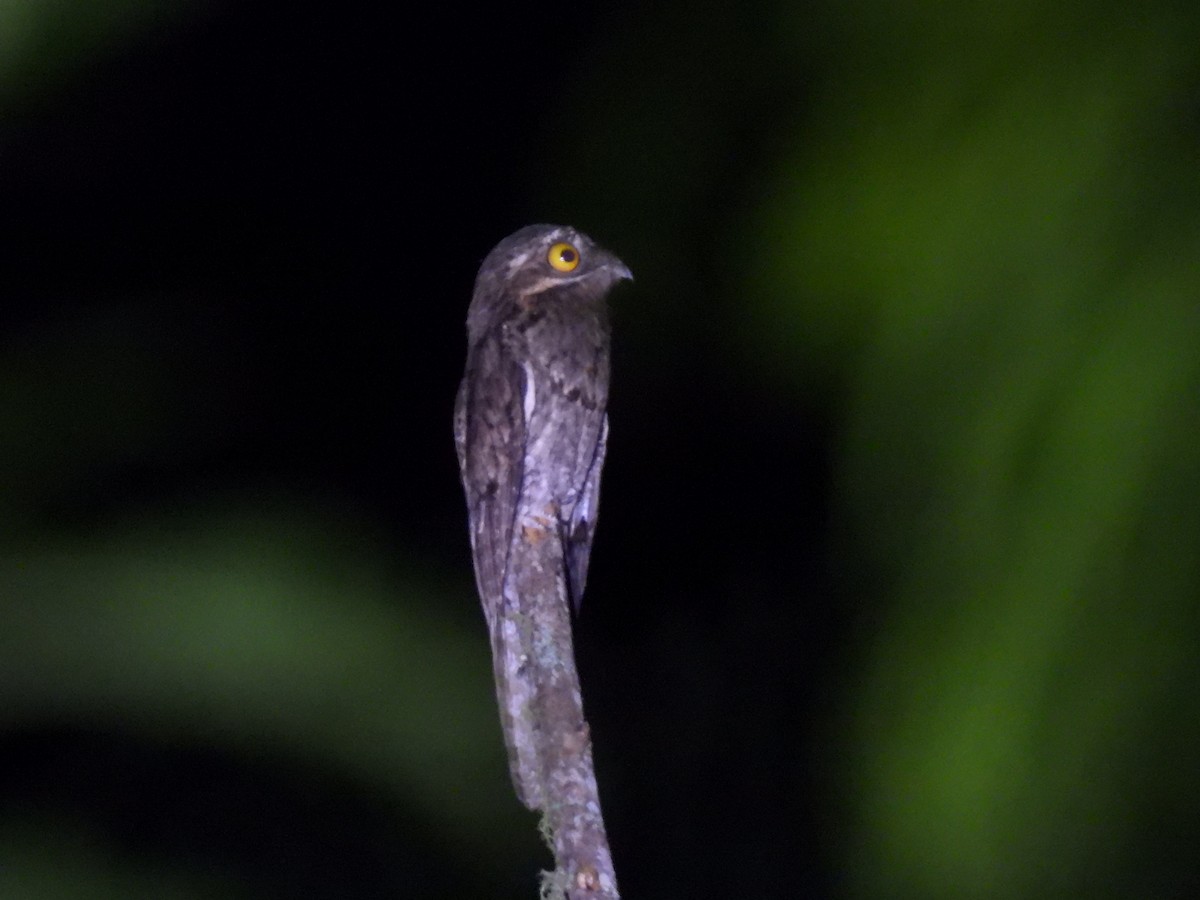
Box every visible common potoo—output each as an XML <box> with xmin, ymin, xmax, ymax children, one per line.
<box><xmin>454</xmin><ymin>224</ymin><xmax>630</xmax><ymax>805</ymax></box>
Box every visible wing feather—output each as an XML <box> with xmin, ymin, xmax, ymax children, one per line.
<box><xmin>564</xmin><ymin>414</ymin><xmax>607</xmax><ymax>611</ymax></box>
<box><xmin>455</xmin><ymin>329</ymin><xmax>526</xmax><ymax>638</ymax></box>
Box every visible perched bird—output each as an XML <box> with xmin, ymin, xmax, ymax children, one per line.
<box><xmin>455</xmin><ymin>223</ymin><xmax>631</xmax><ymax>629</ymax></box>
<box><xmin>454</xmin><ymin>224</ymin><xmax>631</xmax><ymax>804</ymax></box>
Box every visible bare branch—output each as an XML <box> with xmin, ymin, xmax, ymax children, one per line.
<box><xmin>499</xmin><ymin>520</ymin><xmax>618</xmax><ymax>899</ymax></box>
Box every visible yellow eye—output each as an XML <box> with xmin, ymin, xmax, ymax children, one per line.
<box><xmin>547</xmin><ymin>242</ymin><xmax>581</xmax><ymax>272</ymax></box>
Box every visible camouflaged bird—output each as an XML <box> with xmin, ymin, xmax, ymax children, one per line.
<box><xmin>454</xmin><ymin>224</ymin><xmax>630</xmax><ymax>805</ymax></box>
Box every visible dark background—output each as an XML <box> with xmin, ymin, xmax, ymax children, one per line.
<box><xmin>2</xmin><ymin>1</ymin><xmax>1198</xmax><ymax>897</ymax></box>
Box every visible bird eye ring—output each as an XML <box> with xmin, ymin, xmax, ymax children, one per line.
<box><xmin>547</xmin><ymin>242</ymin><xmax>581</xmax><ymax>272</ymax></box>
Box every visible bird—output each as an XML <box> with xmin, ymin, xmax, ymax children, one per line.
<box><xmin>455</xmin><ymin>223</ymin><xmax>631</xmax><ymax>628</ymax></box>
<box><xmin>453</xmin><ymin>224</ymin><xmax>631</xmax><ymax>804</ymax></box>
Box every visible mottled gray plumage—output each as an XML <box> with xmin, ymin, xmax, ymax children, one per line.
<box><xmin>455</xmin><ymin>224</ymin><xmax>630</xmax><ymax>627</ymax></box>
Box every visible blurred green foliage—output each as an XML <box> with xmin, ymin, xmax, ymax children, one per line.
<box><xmin>738</xmin><ymin>2</ymin><xmax>1200</xmax><ymax>896</ymax></box>
<box><xmin>0</xmin><ymin>0</ymin><xmax>202</xmax><ymax>107</ymax></box>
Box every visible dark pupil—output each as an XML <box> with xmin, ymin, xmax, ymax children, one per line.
<box><xmin>560</xmin><ymin>248</ymin><xmax>577</xmax><ymax>263</ymax></box>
